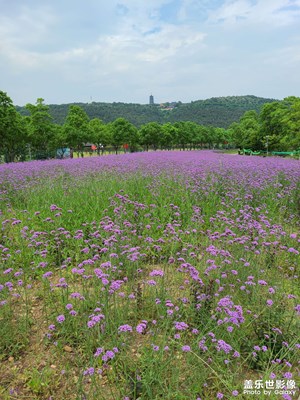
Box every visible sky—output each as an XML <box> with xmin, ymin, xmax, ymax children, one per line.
<box><xmin>1</xmin><ymin>0</ymin><xmax>300</xmax><ymax>106</ymax></box>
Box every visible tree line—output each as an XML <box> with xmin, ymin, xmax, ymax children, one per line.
<box><xmin>16</xmin><ymin>95</ymin><xmax>274</xmax><ymax>128</ymax></box>
<box><xmin>1</xmin><ymin>90</ymin><xmax>299</xmax><ymax>163</ymax></box>
<box><xmin>1</xmin><ymin>91</ymin><xmax>231</xmax><ymax>162</ymax></box>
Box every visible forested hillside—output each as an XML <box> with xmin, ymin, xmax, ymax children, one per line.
<box><xmin>16</xmin><ymin>95</ymin><xmax>275</xmax><ymax>128</ymax></box>
<box><xmin>168</xmin><ymin>96</ymin><xmax>275</xmax><ymax>126</ymax></box>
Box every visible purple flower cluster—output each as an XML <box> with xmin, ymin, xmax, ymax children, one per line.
<box><xmin>1</xmin><ymin>150</ymin><xmax>299</xmax><ymax>399</ymax></box>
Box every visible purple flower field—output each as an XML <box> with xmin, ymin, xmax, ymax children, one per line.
<box><xmin>0</xmin><ymin>150</ymin><xmax>299</xmax><ymax>399</ymax></box>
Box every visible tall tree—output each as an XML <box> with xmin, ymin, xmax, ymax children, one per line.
<box><xmin>89</xmin><ymin>118</ymin><xmax>110</xmax><ymax>154</ymax></box>
<box><xmin>259</xmin><ymin>102</ymin><xmax>287</xmax><ymax>151</ymax></box>
<box><xmin>0</xmin><ymin>91</ymin><xmax>28</xmax><ymax>162</ymax></box>
<box><xmin>173</xmin><ymin>122</ymin><xmax>192</xmax><ymax>150</ymax></box>
<box><xmin>196</xmin><ymin>125</ymin><xmax>209</xmax><ymax>148</ymax></box>
<box><xmin>139</xmin><ymin>122</ymin><xmax>162</xmax><ymax>151</ymax></box>
<box><xmin>25</xmin><ymin>98</ymin><xmax>54</xmax><ymax>153</ymax></box>
<box><xmin>230</xmin><ymin>110</ymin><xmax>261</xmax><ymax>150</ymax></box>
<box><xmin>161</xmin><ymin>123</ymin><xmax>177</xmax><ymax>149</ymax></box>
<box><xmin>183</xmin><ymin>122</ymin><xmax>202</xmax><ymax>149</ymax></box>
<box><xmin>280</xmin><ymin>97</ymin><xmax>300</xmax><ymax>150</ymax></box>
<box><xmin>109</xmin><ymin>118</ymin><xmax>138</xmax><ymax>154</ymax></box>
<box><xmin>63</xmin><ymin>105</ymin><xmax>90</xmax><ymax>155</ymax></box>
<box><xmin>214</xmin><ymin>127</ymin><xmax>228</xmax><ymax>148</ymax></box>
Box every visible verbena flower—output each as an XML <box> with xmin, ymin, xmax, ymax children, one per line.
<box><xmin>118</xmin><ymin>324</ymin><xmax>132</xmax><ymax>332</ymax></box>
<box><xmin>57</xmin><ymin>315</ymin><xmax>65</xmax><ymax>323</ymax></box>
<box><xmin>174</xmin><ymin>321</ymin><xmax>189</xmax><ymax>331</ymax></box>
<box><xmin>216</xmin><ymin>340</ymin><xmax>232</xmax><ymax>354</ymax></box>
<box><xmin>149</xmin><ymin>269</ymin><xmax>164</xmax><ymax>277</ymax></box>
<box><xmin>83</xmin><ymin>367</ymin><xmax>94</xmax><ymax>376</ymax></box>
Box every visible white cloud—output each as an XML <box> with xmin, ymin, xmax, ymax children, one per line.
<box><xmin>0</xmin><ymin>0</ymin><xmax>299</xmax><ymax>104</ymax></box>
<box><xmin>209</xmin><ymin>0</ymin><xmax>300</xmax><ymax>27</ymax></box>
<box><xmin>136</xmin><ymin>25</ymin><xmax>206</xmax><ymax>62</ymax></box>
<box><xmin>0</xmin><ymin>5</ymin><xmax>58</xmax><ymax>69</ymax></box>
<box><xmin>0</xmin><ymin>5</ymin><xmax>57</xmax><ymax>47</ymax></box>
<box><xmin>0</xmin><ymin>2</ymin><xmax>206</xmax><ymax>72</ymax></box>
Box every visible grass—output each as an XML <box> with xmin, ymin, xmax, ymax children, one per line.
<box><xmin>0</xmin><ymin>150</ymin><xmax>299</xmax><ymax>399</ymax></box>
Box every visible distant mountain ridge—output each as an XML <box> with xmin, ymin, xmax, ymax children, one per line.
<box><xmin>16</xmin><ymin>95</ymin><xmax>277</xmax><ymax>128</ymax></box>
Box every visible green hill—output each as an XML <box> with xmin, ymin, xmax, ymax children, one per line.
<box><xmin>16</xmin><ymin>95</ymin><xmax>276</xmax><ymax>128</ymax></box>
<box><xmin>167</xmin><ymin>95</ymin><xmax>276</xmax><ymax>127</ymax></box>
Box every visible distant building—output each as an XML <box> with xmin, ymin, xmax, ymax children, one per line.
<box><xmin>149</xmin><ymin>94</ymin><xmax>154</xmax><ymax>105</ymax></box>
<box><xmin>159</xmin><ymin>101</ymin><xmax>178</xmax><ymax>111</ymax></box>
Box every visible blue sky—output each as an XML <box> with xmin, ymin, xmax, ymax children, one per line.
<box><xmin>1</xmin><ymin>0</ymin><xmax>300</xmax><ymax>105</ymax></box>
